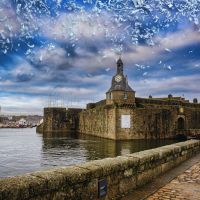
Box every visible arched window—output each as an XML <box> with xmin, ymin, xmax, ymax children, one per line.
<box><xmin>177</xmin><ymin>117</ymin><xmax>185</xmax><ymax>130</ymax></box>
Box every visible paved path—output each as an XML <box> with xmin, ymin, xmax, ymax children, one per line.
<box><xmin>146</xmin><ymin>162</ymin><xmax>200</xmax><ymax>200</ymax></box>
<box><xmin>122</xmin><ymin>154</ymin><xmax>200</xmax><ymax>200</ymax></box>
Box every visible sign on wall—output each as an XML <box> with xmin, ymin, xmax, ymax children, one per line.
<box><xmin>121</xmin><ymin>115</ymin><xmax>131</xmax><ymax>128</ymax></box>
<box><xmin>98</xmin><ymin>179</ymin><xmax>107</xmax><ymax>198</ymax></box>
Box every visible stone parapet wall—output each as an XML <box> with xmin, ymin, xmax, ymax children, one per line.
<box><xmin>1</xmin><ymin>140</ymin><xmax>200</xmax><ymax>200</ymax></box>
<box><xmin>135</xmin><ymin>97</ymin><xmax>200</xmax><ymax>108</ymax></box>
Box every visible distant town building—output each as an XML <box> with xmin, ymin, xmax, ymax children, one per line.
<box><xmin>18</xmin><ymin>118</ymin><xmax>27</xmax><ymax>126</ymax></box>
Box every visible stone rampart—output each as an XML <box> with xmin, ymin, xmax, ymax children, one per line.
<box><xmin>0</xmin><ymin>140</ymin><xmax>200</xmax><ymax>200</ymax></box>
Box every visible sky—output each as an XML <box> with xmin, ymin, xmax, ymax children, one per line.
<box><xmin>0</xmin><ymin>0</ymin><xmax>200</xmax><ymax>114</ymax></box>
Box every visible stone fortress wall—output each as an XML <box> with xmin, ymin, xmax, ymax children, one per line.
<box><xmin>37</xmin><ymin>107</ymin><xmax>83</xmax><ymax>133</ymax></box>
<box><xmin>1</xmin><ymin>140</ymin><xmax>200</xmax><ymax>200</ymax></box>
<box><xmin>78</xmin><ymin>97</ymin><xmax>200</xmax><ymax>140</ymax></box>
<box><xmin>37</xmin><ymin>59</ymin><xmax>200</xmax><ymax>140</ymax></box>
<box><xmin>37</xmin><ymin>95</ymin><xmax>200</xmax><ymax>140</ymax></box>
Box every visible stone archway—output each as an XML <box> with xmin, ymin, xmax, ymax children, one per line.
<box><xmin>177</xmin><ymin>117</ymin><xmax>185</xmax><ymax>130</ymax></box>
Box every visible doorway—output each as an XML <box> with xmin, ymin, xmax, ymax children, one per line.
<box><xmin>177</xmin><ymin>117</ymin><xmax>185</xmax><ymax>130</ymax></box>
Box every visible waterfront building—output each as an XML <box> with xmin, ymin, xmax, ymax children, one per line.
<box><xmin>38</xmin><ymin>59</ymin><xmax>200</xmax><ymax>140</ymax></box>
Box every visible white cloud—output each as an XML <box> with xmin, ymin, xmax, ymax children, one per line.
<box><xmin>11</xmin><ymin>61</ymin><xmax>33</xmax><ymax>76</ymax></box>
<box><xmin>0</xmin><ymin>4</ymin><xmax>20</xmax><ymax>37</ymax></box>
<box><xmin>0</xmin><ymin>95</ymin><xmax>45</xmax><ymax>115</ymax></box>
<box><xmin>47</xmin><ymin>27</ymin><xmax>200</xmax><ymax>72</ymax></box>
<box><xmin>71</xmin><ymin>74</ymin><xmax>110</xmax><ymax>84</ymax></box>
<box><xmin>31</xmin><ymin>45</ymin><xmax>72</xmax><ymax>70</ymax></box>
<box><xmin>0</xmin><ymin>85</ymin><xmax>98</xmax><ymax>114</ymax></box>
<box><xmin>40</xmin><ymin>11</ymin><xmax>118</xmax><ymax>42</ymax></box>
<box><xmin>123</xmin><ymin>28</ymin><xmax>200</xmax><ymax>66</ymax></box>
<box><xmin>0</xmin><ymin>80</ymin><xmax>14</xmax><ymax>86</ymax></box>
<box><xmin>133</xmin><ymin>74</ymin><xmax>200</xmax><ymax>100</ymax></box>
<box><xmin>0</xmin><ymin>83</ymin><xmax>96</xmax><ymax>96</ymax></box>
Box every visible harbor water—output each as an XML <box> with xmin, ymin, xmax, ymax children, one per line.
<box><xmin>0</xmin><ymin>128</ymin><xmax>178</xmax><ymax>178</ymax></box>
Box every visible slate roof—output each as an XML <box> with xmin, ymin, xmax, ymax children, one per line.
<box><xmin>107</xmin><ymin>59</ymin><xmax>134</xmax><ymax>93</ymax></box>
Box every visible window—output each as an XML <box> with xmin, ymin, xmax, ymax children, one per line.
<box><xmin>124</xmin><ymin>92</ymin><xmax>128</xmax><ymax>99</ymax></box>
<box><xmin>107</xmin><ymin>93</ymin><xmax>112</xmax><ymax>99</ymax></box>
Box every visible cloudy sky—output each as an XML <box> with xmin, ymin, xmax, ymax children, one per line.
<box><xmin>0</xmin><ymin>0</ymin><xmax>200</xmax><ymax>114</ymax></box>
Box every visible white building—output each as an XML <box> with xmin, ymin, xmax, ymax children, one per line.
<box><xmin>18</xmin><ymin>118</ymin><xmax>27</xmax><ymax>126</ymax></box>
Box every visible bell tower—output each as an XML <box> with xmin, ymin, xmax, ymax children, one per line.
<box><xmin>106</xmin><ymin>58</ymin><xmax>135</xmax><ymax>105</ymax></box>
<box><xmin>117</xmin><ymin>58</ymin><xmax>123</xmax><ymax>74</ymax></box>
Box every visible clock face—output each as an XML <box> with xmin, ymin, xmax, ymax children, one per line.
<box><xmin>115</xmin><ymin>75</ymin><xmax>122</xmax><ymax>82</ymax></box>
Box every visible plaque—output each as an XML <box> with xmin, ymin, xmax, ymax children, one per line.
<box><xmin>121</xmin><ymin>115</ymin><xmax>131</xmax><ymax>128</ymax></box>
<box><xmin>179</xmin><ymin>107</ymin><xmax>184</xmax><ymax>113</ymax></box>
<box><xmin>98</xmin><ymin>179</ymin><xmax>107</xmax><ymax>198</ymax></box>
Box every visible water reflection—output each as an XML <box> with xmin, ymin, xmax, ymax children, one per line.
<box><xmin>41</xmin><ymin>132</ymin><xmax>178</xmax><ymax>166</ymax></box>
<box><xmin>0</xmin><ymin>129</ymin><xmax>179</xmax><ymax>178</ymax></box>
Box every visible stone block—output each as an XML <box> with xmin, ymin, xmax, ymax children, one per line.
<box><xmin>73</xmin><ymin>179</ymin><xmax>98</xmax><ymax>200</ymax></box>
<box><xmin>31</xmin><ymin>166</ymin><xmax>91</xmax><ymax>189</ymax></box>
<box><xmin>119</xmin><ymin>177</ymin><xmax>136</xmax><ymax>194</ymax></box>
<box><xmin>131</xmin><ymin>151</ymin><xmax>157</xmax><ymax>165</ymax></box>
<box><xmin>124</xmin><ymin>169</ymin><xmax>133</xmax><ymax>177</ymax></box>
<box><xmin>161</xmin><ymin>160</ymin><xmax>174</xmax><ymax>173</ymax></box>
<box><xmin>31</xmin><ymin>169</ymin><xmax>68</xmax><ymax>192</ymax></box>
<box><xmin>137</xmin><ymin>166</ymin><xmax>162</xmax><ymax>187</ymax></box>
<box><xmin>75</xmin><ymin>162</ymin><xmax>104</xmax><ymax>179</ymax></box>
<box><xmin>107</xmin><ymin>172</ymin><xmax>123</xmax><ymax>186</ymax></box>
<box><xmin>90</xmin><ymin>156</ymin><xmax>133</xmax><ymax>176</ymax></box>
<box><xmin>106</xmin><ymin>184</ymin><xmax>120</xmax><ymax>199</ymax></box>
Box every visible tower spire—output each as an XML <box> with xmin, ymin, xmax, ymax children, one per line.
<box><xmin>117</xmin><ymin>58</ymin><xmax>123</xmax><ymax>74</ymax></box>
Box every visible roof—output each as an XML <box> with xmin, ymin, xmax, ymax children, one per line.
<box><xmin>107</xmin><ymin>58</ymin><xmax>134</xmax><ymax>93</ymax></box>
<box><xmin>107</xmin><ymin>76</ymin><xmax>134</xmax><ymax>92</ymax></box>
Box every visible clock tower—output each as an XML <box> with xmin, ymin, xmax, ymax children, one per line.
<box><xmin>106</xmin><ymin>58</ymin><xmax>135</xmax><ymax>105</ymax></box>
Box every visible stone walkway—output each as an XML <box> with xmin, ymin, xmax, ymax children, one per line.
<box><xmin>146</xmin><ymin>162</ymin><xmax>200</xmax><ymax>200</ymax></box>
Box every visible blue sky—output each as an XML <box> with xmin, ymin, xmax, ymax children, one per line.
<box><xmin>0</xmin><ymin>0</ymin><xmax>200</xmax><ymax>114</ymax></box>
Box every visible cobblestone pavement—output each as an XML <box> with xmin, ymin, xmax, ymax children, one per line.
<box><xmin>146</xmin><ymin>162</ymin><xmax>200</xmax><ymax>200</ymax></box>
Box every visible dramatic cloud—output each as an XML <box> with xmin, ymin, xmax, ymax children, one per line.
<box><xmin>40</xmin><ymin>11</ymin><xmax>117</xmax><ymax>42</ymax></box>
<box><xmin>133</xmin><ymin>75</ymin><xmax>200</xmax><ymax>99</ymax></box>
<box><xmin>0</xmin><ymin>95</ymin><xmax>46</xmax><ymax>114</ymax></box>
<box><xmin>0</xmin><ymin>0</ymin><xmax>199</xmax><ymax>114</ymax></box>
<box><xmin>0</xmin><ymin>3</ymin><xmax>19</xmax><ymax>37</ymax></box>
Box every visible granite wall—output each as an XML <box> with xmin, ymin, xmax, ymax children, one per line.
<box><xmin>1</xmin><ymin>140</ymin><xmax>200</xmax><ymax>200</ymax></box>
<box><xmin>78</xmin><ymin>103</ymin><xmax>200</xmax><ymax>140</ymax></box>
<box><xmin>37</xmin><ymin>97</ymin><xmax>200</xmax><ymax>140</ymax></box>
<box><xmin>42</xmin><ymin>107</ymin><xmax>68</xmax><ymax>132</ymax></box>
<box><xmin>78</xmin><ymin>106</ymin><xmax>117</xmax><ymax>139</ymax></box>
<box><xmin>185</xmin><ymin>108</ymin><xmax>200</xmax><ymax>129</ymax></box>
<box><xmin>116</xmin><ymin>107</ymin><xmax>177</xmax><ymax>140</ymax></box>
<box><xmin>38</xmin><ymin>108</ymin><xmax>83</xmax><ymax>133</ymax></box>
<box><xmin>78</xmin><ymin>105</ymin><xmax>177</xmax><ymax>140</ymax></box>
